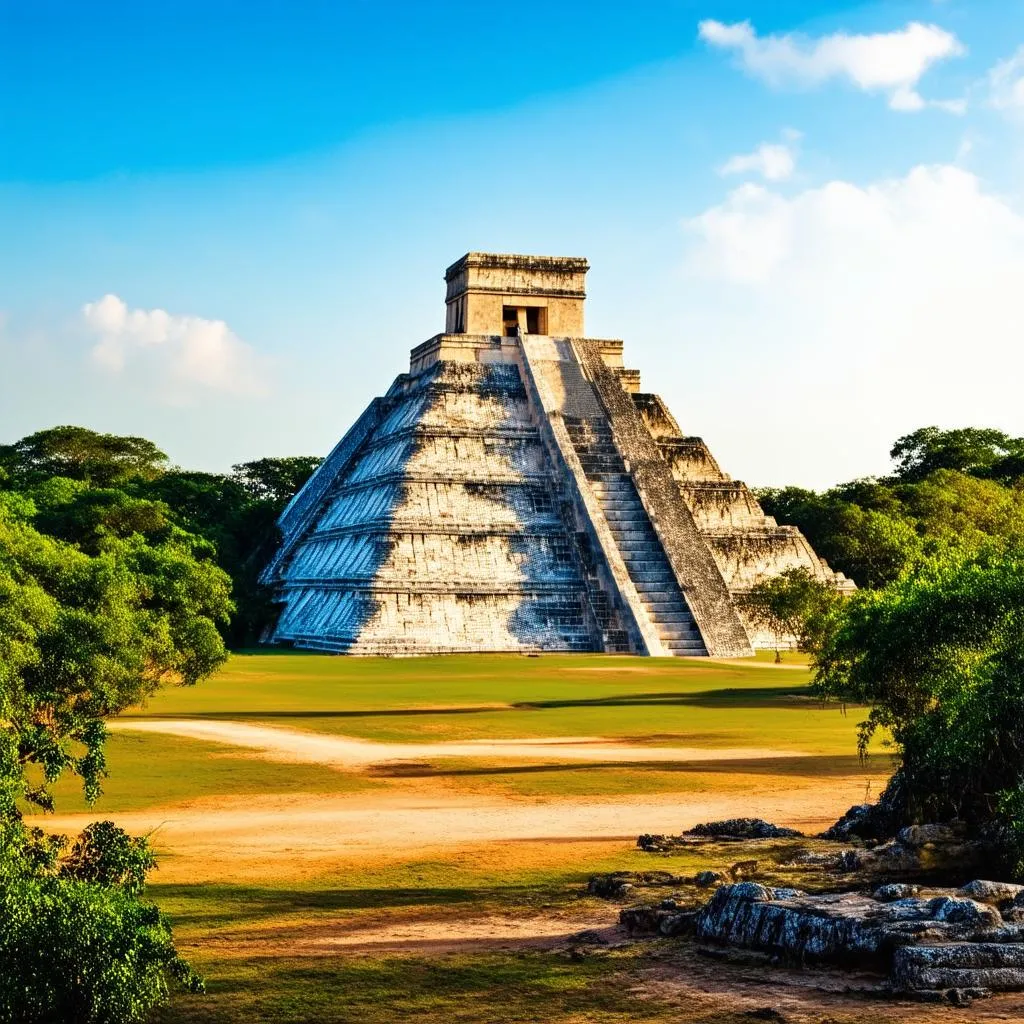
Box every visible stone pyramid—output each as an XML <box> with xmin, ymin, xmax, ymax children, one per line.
<box><xmin>261</xmin><ymin>253</ymin><xmax>851</xmax><ymax>657</ymax></box>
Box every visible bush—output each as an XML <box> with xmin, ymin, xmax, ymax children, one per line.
<box><xmin>812</xmin><ymin>546</ymin><xmax>1024</xmax><ymax>870</ymax></box>
<box><xmin>0</xmin><ymin>866</ymin><xmax>201</xmax><ymax>1023</ymax></box>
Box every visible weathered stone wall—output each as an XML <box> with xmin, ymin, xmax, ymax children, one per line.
<box><xmin>625</xmin><ymin>388</ymin><xmax>854</xmax><ymax>649</ymax></box>
<box><xmin>265</xmin><ymin>359</ymin><xmax>600</xmax><ymax>655</ymax></box>
<box><xmin>264</xmin><ymin>251</ymin><xmax>849</xmax><ymax>657</ymax></box>
<box><xmin>572</xmin><ymin>339</ymin><xmax>754</xmax><ymax>659</ymax></box>
<box><xmin>444</xmin><ymin>252</ymin><xmax>588</xmax><ymax>336</ymax></box>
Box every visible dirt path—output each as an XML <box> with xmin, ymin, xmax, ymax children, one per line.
<box><xmin>110</xmin><ymin>718</ymin><xmax>806</xmax><ymax>769</ymax></box>
<box><xmin>46</xmin><ymin>778</ymin><xmax>884</xmax><ymax>883</ymax></box>
<box><xmin>198</xmin><ymin>905</ymin><xmax>620</xmax><ymax>958</ymax></box>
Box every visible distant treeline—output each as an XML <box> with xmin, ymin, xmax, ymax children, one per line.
<box><xmin>757</xmin><ymin>426</ymin><xmax>1024</xmax><ymax>588</ymax></box>
<box><xmin>0</xmin><ymin>425</ymin><xmax>321</xmax><ymax>647</ymax></box>
<box><xmin>3</xmin><ymin>423</ymin><xmax>1024</xmax><ymax>646</ymax></box>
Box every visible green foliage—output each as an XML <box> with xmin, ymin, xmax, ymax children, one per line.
<box><xmin>812</xmin><ymin>546</ymin><xmax>1024</xmax><ymax>868</ymax></box>
<box><xmin>60</xmin><ymin>821</ymin><xmax>157</xmax><ymax>896</ymax></box>
<box><xmin>890</xmin><ymin>425</ymin><xmax>1024</xmax><ymax>483</ymax></box>
<box><xmin>0</xmin><ymin>425</ymin><xmax>321</xmax><ymax>647</ymax></box>
<box><xmin>0</xmin><ymin>427</ymin><xmax>322</xmax><ymax>1018</ymax></box>
<box><xmin>0</xmin><ymin>824</ymin><xmax>202</xmax><ymax>1024</ymax></box>
<box><xmin>757</xmin><ymin>486</ymin><xmax>925</xmax><ymax>587</ymax></box>
<box><xmin>0</xmin><ymin>425</ymin><xmax>168</xmax><ymax>488</ymax></box>
<box><xmin>759</xmin><ymin>443</ymin><xmax>1024</xmax><ymax>589</ymax></box>
<box><xmin>738</xmin><ymin>568</ymin><xmax>841</xmax><ymax>660</ymax></box>
<box><xmin>231</xmin><ymin>456</ymin><xmax>322</xmax><ymax>505</ymax></box>
<box><xmin>0</xmin><ymin>494</ymin><xmax>231</xmax><ymax>811</ymax></box>
<box><xmin>0</xmin><ymin>482</ymin><xmax>230</xmax><ymax>1019</ymax></box>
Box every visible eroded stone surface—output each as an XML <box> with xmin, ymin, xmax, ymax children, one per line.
<box><xmin>262</xmin><ymin>253</ymin><xmax>850</xmax><ymax>656</ymax></box>
<box><xmin>694</xmin><ymin>883</ymin><xmax>1005</xmax><ymax>963</ymax></box>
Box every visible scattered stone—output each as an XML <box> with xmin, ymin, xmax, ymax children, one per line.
<box><xmin>619</xmin><ymin>903</ymin><xmax>696</xmax><ymax>937</ymax></box>
<box><xmin>694</xmin><ymin>870</ymin><xmax>726</xmax><ymax>888</ymax></box>
<box><xmin>892</xmin><ymin>943</ymin><xmax>1024</xmax><ymax>992</ymax></box>
<box><xmin>959</xmin><ymin>879</ymin><xmax>1024</xmax><ymax>903</ymax></box>
<box><xmin>695</xmin><ymin>883</ymin><xmax>1005</xmax><ymax>966</ymax></box>
<box><xmin>729</xmin><ymin>859</ymin><xmax>759</xmax><ymax>880</ymax></box>
<box><xmin>874</xmin><ymin>883</ymin><xmax>920</xmax><ymax>902</ymax></box>
<box><xmin>636</xmin><ymin>833</ymin><xmax>700</xmax><ymax>852</ymax></box>
<box><xmin>819</xmin><ymin>804</ymin><xmax>882</xmax><ymax>842</ymax></box>
<box><xmin>686</xmin><ymin>818</ymin><xmax>803</xmax><ymax>840</ymax></box>
<box><xmin>782</xmin><ymin>849</ymin><xmax>840</xmax><ymax>868</ymax></box>
<box><xmin>587</xmin><ymin>871</ymin><xmax>683</xmax><ymax>899</ymax></box>
<box><xmin>835</xmin><ymin>849</ymin><xmax>865</xmax><ymax>873</ymax></box>
<box><xmin>569</xmin><ymin>929</ymin><xmax>608</xmax><ymax>946</ymax></box>
<box><xmin>897</xmin><ymin>823</ymin><xmax>963</xmax><ymax>848</ymax></box>
<box><xmin>927</xmin><ymin>896</ymin><xmax>1000</xmax><ymax>927</ymax></box>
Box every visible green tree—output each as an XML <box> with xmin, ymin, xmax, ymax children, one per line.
<box><xmin>757</xmin><ymin>487</ymin><xmax>924</xmax><ymax>588</ymax></box>
<box><xmin>812</xmin><ymin>546</ymin><xmax>1024</xmax><ymax>869</ymax></box>
<box><xmin>738</xmin><ymin>568</ymin><xmax>841</xmax><ymax>662</ymax></box>
<box><xmin>231</xmin><ymin>456</ymin><xmax>321</xmax><ymax>505</ymax></box>
<box><xmin>0</xmin><ymin>492</ymin><xmax>229</xmax><ymax>1019</ymax></box>
<box><xmin>889</xmin><ymin>426</ymin><xmax>1024</xmax><ymax>483</ymax></box>
<box><xmin>0</xmin><ymin>425</ymin><xmax>168</xmax><ymax>488</ymax></box>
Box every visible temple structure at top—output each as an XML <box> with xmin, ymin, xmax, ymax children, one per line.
<box><xmin>260</xmin><ymin>252</ymin><xmax>852</xmax><ymax>657</ymax></box>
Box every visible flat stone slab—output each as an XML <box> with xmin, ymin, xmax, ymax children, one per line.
<box><xmin>695</xmin><ymin>883</ymin><xmax>1003</xmax><ymax>964</ymax></box>
<box><xmin>893</xmin><ymin>943</ymin><xmax>1024</xmax><ymax>992</ymax></box>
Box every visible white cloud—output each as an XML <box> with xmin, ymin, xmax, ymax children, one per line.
<box><xmin>987</xmin><ymin>45</ymin><xmax>1024</xmax><ymax>114</ymax></box>
<box><xmin>720</xmin><ymin>141</ymin><xmax>796</xmax><ymax>181</ymax></box>
<box><xmin>680</xmin><ymin>164</ymin><xmax>1024</xmax><ymax>485</ymax></box>
<box><xmin>698</xmin><ymin>19</ymin><xmax>966</xmax><ymax>112</ymax></box>
<box><xmin>82</xmin><ymin>295</ymin><xmax>269</xmax><ymax>399</ymax></box>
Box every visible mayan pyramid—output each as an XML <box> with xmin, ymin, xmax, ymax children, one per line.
<box><xmin>261</xmin><ymin>253</ymin><xmax>851</xmax><ymax>657</ymax></box>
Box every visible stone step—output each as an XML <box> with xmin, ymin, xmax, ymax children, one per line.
<box><xmin>628</xmin><ymin>566</ymin><xmax>675</xmax><ymax>577</ymax></box>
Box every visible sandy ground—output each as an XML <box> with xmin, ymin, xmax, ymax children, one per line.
<box><xmin>48</xmin><ymin>782</ymin><xmax>884</xmax><ymax>883</ymax></box>
<box><xmin>51</xmin><ymin>717</ymin><xmax>878</xmax><ymax>883</ymax></box>
<box><xmin>110</xmin><ymin>718</ymin><xmax>805</xmax><ymax>768</ymax></box>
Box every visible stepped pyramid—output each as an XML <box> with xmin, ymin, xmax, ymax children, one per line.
<box><xmin>261</xmin><ymin>253</ymin><xmax>851</xmax><ymax>657</ymax></box>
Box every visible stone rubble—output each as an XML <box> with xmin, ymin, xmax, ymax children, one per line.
<box><xmin>688</xmin><ymin>881</ymin><xmax>1024</xmax><ymax>999</ymax></box>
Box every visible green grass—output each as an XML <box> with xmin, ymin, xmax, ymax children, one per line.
<box><xmin>122</xmin><ymin>652</ymin><xmax>871</xmax><ymax>754</ymax></box>
<box><xmin>35</xmin><ymin>730</ymin><xmax>376</xmax><ymax>814</ymax></box>
<box><xmin>150</xmin><ymin>837</ymin><xmax>877</xmax><ymax>1024</ymax></box>
<box><xmin>79</xmin><ymin>651</ymin><xmax>896</xmax><ymax>1022</ymax></box>
<box><xmin>154</xmin><ymin>949</ymin><xmax>699</xmax><ymax>1024</ymax></box>
<box><xmin>380</xmin><ymin>752</ymin><xmax>890</xmax><ymax>799</ymax></box>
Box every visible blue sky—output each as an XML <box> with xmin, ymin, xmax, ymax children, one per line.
<box><xmin>3</xmin><ymin>0</ymin><xmax>1024</xmax><ymax>487</ymax></box>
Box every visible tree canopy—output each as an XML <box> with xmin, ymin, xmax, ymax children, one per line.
<box><xmin>812</xmin><ymin>545</ymin><xmax>1024</xmax><ymax>870</ymax></box>
<box><xmin>0</xmin><ymin>425</ymin><xmax>168</xmax><ymax>488</ymax></box>
<box><xmin>889</xmin><ymin>426</ymin><xmax>1024</xmax><ymax>483</ymax></box>
<box><xmin>0</xmin><ymin>470</ymin><xmax>231</xmax><ymax>1021</ymax></box>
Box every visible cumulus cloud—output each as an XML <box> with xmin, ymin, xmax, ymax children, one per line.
<box><xmin>721</xmin><ymin>141</ymin><xmax>797</xmax><ymax>182</ymax></box>
<box><xmin>83</xmin><ymin>295</ymin><xmax>269</xmax><ymax>399</ymax></box>
<box><xmin>679</xmin><ymin>164</ymin><xmax>1024</xmax><ymax>483</ymax></box>
<box><xmin>987</xmin><ymin>45</ymin><xmax>1024</xmax><ymax>114</ymax></box>
<box><xmin>698</xmin><ymin>19</ymin><xmax>966</xmax><ymax>112</ymax></box>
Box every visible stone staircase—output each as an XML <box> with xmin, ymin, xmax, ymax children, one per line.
<box><xmin>564</xmin><ymin>416</ymin><xmax>707</xmax><ymax>656</ymax></box>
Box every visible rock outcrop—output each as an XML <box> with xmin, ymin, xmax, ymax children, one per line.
<box><xmin>691</xmin><ymin>880</ymin><xmax>1024</xmax><ymax>998</ymax></box>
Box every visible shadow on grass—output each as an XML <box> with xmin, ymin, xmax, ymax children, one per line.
<box><xmin>136</xmin><ymin>686</ymin><xmax>821</xmax><ymax>722</ymax></box>
<box><xmin>512</xmin><ymin>686</ymin><xmax>818</xmax><ymax>710</ymax></box>
<box><xmin>137</xmin><ymin>707</ymin><xmax>502</xmax><ymax>720</ymax></box>
<box><xmin>153</xmin><ymin>948</ymin><xmax>736</xmax><ymax>1024</ymax></box>
<box><xmin>149</xmin><ymin>882</ymin><xmax>564</xmax><ymax>930</ymax></box>
<box><xmin>366</xmin><ymin>754</ymin><xmax>891</xmax><ymax>779</ymax></box>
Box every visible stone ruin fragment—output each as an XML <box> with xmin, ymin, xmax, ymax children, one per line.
<box><xmin>260</xmin><ymin>252</ymin><xmax>852</xmax><ymax>655</ymax></box>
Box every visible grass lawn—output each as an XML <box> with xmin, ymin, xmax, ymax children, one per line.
<box><xmin>39</xmin><ymin>730</ymin><xmax>378</xmax><ymax>814</ymax></box>
<box><xmin>122</xmin><ymin>651</ymin><xmax>870</xmax><ymax>753</ymax></box>
<box><xmin>45</xmin><ymin>651</ymin><xmax>898</xmax><ymax>1023</ymax></box>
